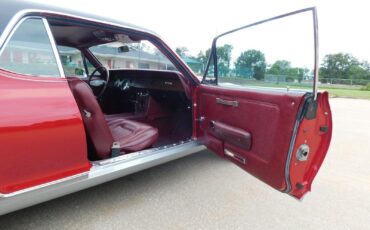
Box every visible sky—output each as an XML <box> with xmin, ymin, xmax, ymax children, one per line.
<box><xmin>37</xmin><ymin>0</ymin><xmax>370</xmax><ymax>65</ymax></box>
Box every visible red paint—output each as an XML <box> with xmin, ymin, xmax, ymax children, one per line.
<box><xmin>288</xmin><ymin>92</ymin><xmax>332</xmax><ymax>198</ymax></box>
<box><xmin>0</xmin><ymin>69</ymin><xmax>91</xmax><ymax>194</ymax></box>
<box><xmin>194</xmin><ymin>85</ymin><xmax>332</xmax><ymax>197</ymax></box>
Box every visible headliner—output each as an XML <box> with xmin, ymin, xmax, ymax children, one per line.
<box><xmin>48</xmin><ymin>19</ymin><xmax>144</xmax><ymax>48</ymax></box>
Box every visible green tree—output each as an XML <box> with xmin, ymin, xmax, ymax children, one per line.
<box><xmin>197</xmin><ymin>44</ymin><xmax>233</xmax><ymax>77</ymax></box>
<box><xmin>267</xmin><ymin>60</ymin><xmax>310</xmax><ymax>83</ymax></box>
<box><xmin>175</xmin><ymin>47</ymin><xmax>189</xmax><ymax>58</ymax></box>
<box><xmin>235</xmin><ymin>49</ymin><xmax>266</xmax><ymax>80</ymax></box>
<box><xmin>268</xmin><ymin>60</ymin><xmax>291</xmax><ymax>75</ymax></box>
<box><xmin>197</xmin><ymin>51</ymin><xmax>208</xmax><ymax>70</ymax></box>
<box><xmin>361</xmin><ymin>61</ymin><xmax>370</xmax><ymax>74</ymax></box>
<box><xmin>354</xmin><ymin>61</ymin><xmax>370</xmax><ymax>81</ymax></box>
<box><xmin>319</xmin><ymin>53</ymin><xmax>359</xmax><ymax>81</ymax></box>
<box><xmin>287</xmin><ymin>67</ymin><xmax>309</xmax><ymax>83</ymax></box>
<box><xmin>216</xmin><ymin>44</ymin><xmax>233</xmax><ymax>77</ymax></box>
<box><xmin>348</xmin><ymin>65</ymin><xmax>370</xmax><ymax>84</ymax></box>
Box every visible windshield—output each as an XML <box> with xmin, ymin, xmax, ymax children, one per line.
<box><xmin>89</xmin><ymin>41</ymin><xmax>177</xmax><ymax>71</ymax></box>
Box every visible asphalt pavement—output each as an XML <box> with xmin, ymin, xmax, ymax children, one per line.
<box><xmin>0</xmin><ymin>98</ymin><xmax>369</xmax><ymax>229</ymax></box>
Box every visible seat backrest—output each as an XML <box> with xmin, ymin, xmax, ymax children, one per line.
<box><xmin>68</xmin><ymin>78</ymin><xmax>113</xmax><ymax>159</ymax></box>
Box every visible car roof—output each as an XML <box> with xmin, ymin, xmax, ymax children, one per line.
<box><xmin>0</xmin><ymin>0</ymin><xmax>157</xmax><ymax>40</ymax></box>
<box><xmin>0</xmin><ymin>0</ymin><xmax>201</xmax><ymax>85</ymax></box>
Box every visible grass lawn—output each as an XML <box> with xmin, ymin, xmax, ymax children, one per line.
<box><xmin>320</xmin><ymin>87</ymin><xmax>370</xmax><ymax>100</ymax></box>
<box><xmin>219</xmin><ymin>78</ymin><xmax>370</xmax><ymax>100</ymax></box>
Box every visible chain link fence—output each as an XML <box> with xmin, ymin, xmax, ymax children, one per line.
<box><xmin>218</xmin><ymin>74</ymin><xmax>370</xmax><ymax>90</ymax></box>
<box><xmin>319</xmin><ymin>78</ymin><xmax>370</xmax><ymax>86</ymax></box>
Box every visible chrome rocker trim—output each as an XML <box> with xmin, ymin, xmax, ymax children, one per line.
<box><xmin>0</xmin><ymin>140</ymin><xmax>206</xmax><ymax>216</ymax></box>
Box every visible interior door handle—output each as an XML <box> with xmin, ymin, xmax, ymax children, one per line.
<box><xmin>216</xmin><ymin>98</ymin><xmax>239</xmax><ymax>107</ymax></box>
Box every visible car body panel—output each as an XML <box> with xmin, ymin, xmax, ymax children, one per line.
<box><xmin>0</xmin><ymin>69</ymin><xmax>91</xmax><ymax>193</ymax></box>
<box><xmin>0</xmin><ymin>140</ymin><xmax>205</xmax><ymax>216</ymax></box>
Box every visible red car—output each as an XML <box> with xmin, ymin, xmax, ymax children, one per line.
<box><xmin>0</xmin><ymin>1</ymin><xmax>332</xmax><ymax>215</ymax></box>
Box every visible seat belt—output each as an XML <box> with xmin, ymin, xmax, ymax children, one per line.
<box><xmin>111</xmin><ymin>142</ymin><xmax>121</xmax><ymax>157</ymax></box>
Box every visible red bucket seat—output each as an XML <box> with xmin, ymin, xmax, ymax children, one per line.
<box><xmin>68</xmin><ymin>78</ymin><xmax>158</xmax><ymax>159</ymax></box>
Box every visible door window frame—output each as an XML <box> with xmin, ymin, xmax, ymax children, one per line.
<box><xmin>202</xmin><ymin>7</ymin><xmax>319</xmax><ymax>100</ymax></box>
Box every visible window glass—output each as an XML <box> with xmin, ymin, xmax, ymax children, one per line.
<box><xmin>89</xmin><ymin>40</ymin><xmax>177</xmax><ymax>71</ymax></box>
<box><xmin>85</xmin><ymin>59</ymin><xmax>96</xmax><ymax>75</ymax></box>
<box><xmin>58</xmin><ymin>46</ymin><xmax>87</xmax><ymax>78</ymax></box>
<box><xmin>203</xmin><ymin>51</ymin><xmax>216</xmax><ymax>83</ymax></box>
<box><xmin>0</xmin><ymin>18</ymin><xmax>60</xmax><ymax>77</ymax></box>
<box><xmin>207</xmin><ymin>11</ymin><xmax>315</xmax><ymax>92</ymax></box>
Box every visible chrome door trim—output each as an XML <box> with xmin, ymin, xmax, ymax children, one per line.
<box><xmin>312</xmin><ymin>7</ymin><xmax>319</xmax><ymax>101</ymax></box>
<box><xmin>0</xmin><ymin>172</ymin><xmax>89</xmax><ymax>199</ymax></box>
<box><xmin>0</xmin><ymin>10</ymin><xmax>28</xmax><ymax>51</ymax></box>
<box><xmin>0</xmin><ymin>15</ymin><xmax>29</xmax><ymax>57</ymax></box>
<box><xmin>0</xmin><ymin>140</ymin><xmax>205</xmax><ymax>216</ymax></box>
<box><xmin>42</xmin><ymin>18</ymin><xmax>65</xmax><ymax>78</ymax></box>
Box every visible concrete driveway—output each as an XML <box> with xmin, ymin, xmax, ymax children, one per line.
<box><xmin>0</xmin><ymin>98</ymin><xmax>369</xmax><ymax>229</ymax></box>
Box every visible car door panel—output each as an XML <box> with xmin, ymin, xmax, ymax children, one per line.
<box><xmin>194</xmin><ymin>85</ymin><xmax>331</xmax><ymax>198</ymax></box>
<box><xmin>195</xmin><ymin>85</ymin><xmax>303</xmax><ymax>187</ymax></box>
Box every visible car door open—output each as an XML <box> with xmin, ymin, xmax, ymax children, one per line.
<box><xmin>194</xmin><ymin>7</ymin><xmax>332</xmax><ymax>199</ymax></box>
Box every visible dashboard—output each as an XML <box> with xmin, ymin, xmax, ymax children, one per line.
<box><xmin>109</xmin><ymin>69</ymin><xmax>185</xmax><ymax>92</ymax></box>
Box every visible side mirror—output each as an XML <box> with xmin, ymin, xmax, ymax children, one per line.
<box><xmin>118</xmin><ymin>45</ymin><xmax>130</xmax><ymax>53</ymax></box>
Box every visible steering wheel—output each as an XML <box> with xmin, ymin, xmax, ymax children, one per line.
<box><xmin>88</xmin><ymin>66</ymin><xmax>109</xmax><ymax>98</ymax></box>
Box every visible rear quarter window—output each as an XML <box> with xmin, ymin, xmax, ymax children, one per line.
<box><xmin>0</xmin><ymin>18</ymin><xmax>60</xmax><ymax>77</ymax></box>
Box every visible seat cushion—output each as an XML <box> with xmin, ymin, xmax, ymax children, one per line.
<box><xmin>108</xmin><ymin>119</ymin><xmax>158</xmax><ymax>152</ymax></box>
<box><xmin>105</xmin><ymin>113</ymin><xmax>145</xmax><ymax>124</ymax></box>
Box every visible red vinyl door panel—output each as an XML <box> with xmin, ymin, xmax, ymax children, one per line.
<box><xmin>0</xmin><ymin>70</ymin><xmax>91</xmax><ymax>194</ymax></box>
<box><xmin>194</xmin><ymin>85</ymin><xmax>332</xmax><ymax>198</ymax></box>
